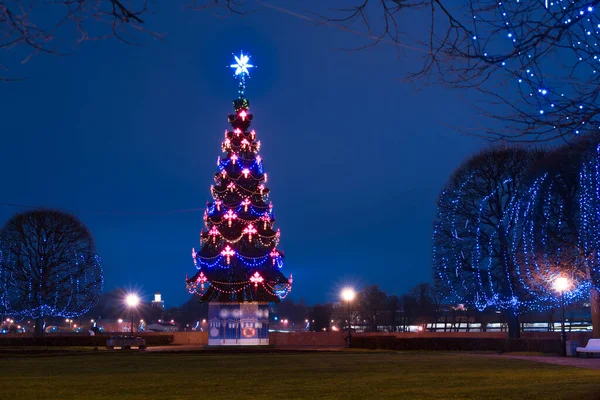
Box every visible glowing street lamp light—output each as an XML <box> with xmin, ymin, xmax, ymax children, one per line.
<box><xmin>341</xmin><ymin>288</ymin><xmax>356</xmax><ymax>302</ymax></box>
<box><xmin>554</xmin><ymin>277</ymin><xmax>570</xmax><ymax>292</ymax></box>
<box><xmin>125</xmin><ymin>294</ymin><xmax>140</xmax><ymax>336</ymax></box>
<box><xmin>126</xmin><ymin>294</ymin><xmax>140</xmax><ymax>308</ymax></box>
<box><xmin>341</xmin><ymin>288</ymin><xmax>356</xmax><ymax>348</ymax></box>
<box><xmin>554</xmin><ymin>276</ymin><xmax>570</xmax><ymax>356</ymax></box>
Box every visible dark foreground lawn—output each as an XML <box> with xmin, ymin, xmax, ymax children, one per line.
<box><xmin>1</xmin><ymin>351</ymin><xmax>599</xmax><ymax>399</ymax></box>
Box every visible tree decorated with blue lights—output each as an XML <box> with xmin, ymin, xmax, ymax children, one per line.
<box><xmin>433</xmin><ymin>147</ymin><xmax>545</xmax><ymax>337</ymax></box>
<box><xmin>510</xmin><ymin>136</ymin><xmax>600</xmax><ymax>336</ymax></box>
<box><xmin>0</xmin><ymin>210</ymin><xmax>103</xmax><ymax>337</ymax></box>
<box><xmin>415</xmin><ymin>0</ymin><xmax>600</xmax><ymax>337</ymax></box>
<box><xmin>186</xmin><ymin>52</ymin><xmax>292</xmax><ymax>303</ymax></box>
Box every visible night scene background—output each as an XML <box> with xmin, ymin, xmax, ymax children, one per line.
<box><xmin>1</xmin><ymin>1</ymin><xmax>485</xmax><ymax>307</ymax></box>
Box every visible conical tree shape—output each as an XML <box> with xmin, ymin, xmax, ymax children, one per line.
<box><xmin>186</xmin><ymin>97</ymin><xmax>292</xmax><ymax>303</ymax></box>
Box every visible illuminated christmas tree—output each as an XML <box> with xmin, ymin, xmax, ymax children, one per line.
<box><xmin>185</xmin><ymin>53</ymin><xmax>291</xmax><ymax>344</ymax></box>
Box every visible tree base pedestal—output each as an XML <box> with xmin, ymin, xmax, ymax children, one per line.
<box><xmin>208</xmin><ymin>302</ymin><xmax>270</xmax><ymax>346</ymax></box>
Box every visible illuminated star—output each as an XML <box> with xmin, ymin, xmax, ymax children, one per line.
<box><xmin>230</xmin><ymin>52</ymin><xmax>254</xmax><ymax>76</ymax></box>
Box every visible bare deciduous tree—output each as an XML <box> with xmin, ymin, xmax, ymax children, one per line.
<box><xmin>357</xmin><ymin>284</ymin><xmax>387</xmax><ymax>332</ymax></box>
<box><xmin>0</xmin><ymin>0</ymin><xmax>161</xmax><ymax>80</ymax></box>
<box><xmin>0</xmin><ymin>209</ymin><xmax>103</xmax><ymax>337</ymax></box>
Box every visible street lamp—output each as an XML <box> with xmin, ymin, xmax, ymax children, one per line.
<box><xmin>341</xmin><ymin>288</ymin><xmax>356</xmax><ymax>348</ymax></box>
<box><xmin>125</xmin><ymin>294</ymin><xmax>140</xmax><ymax>336</ymax></box>
<box><xmin>554</xmin><ymin>276</ymin><xmax>570</xmax><ymax>356</ymax></box>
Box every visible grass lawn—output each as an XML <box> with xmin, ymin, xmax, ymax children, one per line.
<box><xmin>1</xmin><ymin>350</ymin><xmax>599</xmax><ymax>399</ymax></box>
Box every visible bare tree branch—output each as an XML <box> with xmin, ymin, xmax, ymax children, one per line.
<box><xmin>0</xmin><ymin>0</ymin><xmax>161</xmax><ymax>80</ymax></box>
<box><xmin>324</xmin><ymin>1</ymin><xmax>600</xmax><ymax>142</ymax></box>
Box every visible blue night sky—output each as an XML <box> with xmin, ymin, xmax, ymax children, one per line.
<box><xmin>1</xmin><ymin>2</ymin><xmax>484</xmax><ymax>307</ymax></box>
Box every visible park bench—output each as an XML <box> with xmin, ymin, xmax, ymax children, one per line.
<box><xmin>106</xmin><ymin>335</ymin><xmax>147</xmax><ymax>350</ymax></box>
<box><xmin>576</xmin><ymin>339</ymin><xmax>600</xmax><ymax>357</ymax></box>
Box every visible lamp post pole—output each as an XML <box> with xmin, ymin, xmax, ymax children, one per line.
<box><xmin>341</xmin><ymin>288</ymin><xmax>355</xmax><ymax>348</ymax></box>
<box><xmin>560</xmin><ymin>290</ymin><xmax>566</xmax><ymax>357</ymax></box>
<box><xmin>347</xmin><ymin>298</ymin><xmax>352</xmax><ymax>348</ymax></box>
<box><xmin>553</xmin><ymin>276</ymin><xmax>569</xmax><ymax>357</ymax></box>
<box><xmin>125</xmin><ymin>294</ymin><xmax>140</xmax><ymax>337</ymax></box>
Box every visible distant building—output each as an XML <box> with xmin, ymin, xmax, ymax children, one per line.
<box><xmin>152</xmin><ymin>292</ymin><xmax>165</xmax><ymax>309</ymax></box>
<box><xmin>151</xmin><ymin>292</ymin><xmax>165</xmax><ymax>322</ymax></box>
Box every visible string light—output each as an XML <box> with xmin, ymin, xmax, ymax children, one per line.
<box><xmin>453</xmin><ymin>0</ymin><xmax>600</xmax><ymax>139</ymax></box>
<box><xmin>433</xmin><ymin>149</ymin><xmax>555</xmax><ymax>313</ymax></box>
<box><xmin>510</xmin><ymin>140</ymin><xmax>600</xmax><ymax>305</ymax></box>
<box><xmin>0</xmin><ymin>251</ymin><xmax>103</xmax><ymax>320</ymax></box>
<box><xmin>435</xmin><ymin>144</ymin><xmax>600</xmax><ymax>314</ymax></box>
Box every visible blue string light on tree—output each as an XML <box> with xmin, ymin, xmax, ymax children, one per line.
<box><xmin>0</xmin><ymin>210</ymin><xmax>104</xmax><ymax>325</ymax></box>
<box><xmin>433</xmin><ymin>148</ymin><xmax>548</xmax><ymax>317</ymax></box>
<box><xmin>438</xmin><ymin>0</ymin><xmax>600</xmax><ymax>140</ymax></box>
<box><xmin>507</xmin><ymin>138</ymin><xmax>600</xmax><ymax>308</ymax></box>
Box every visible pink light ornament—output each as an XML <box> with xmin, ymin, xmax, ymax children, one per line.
<box><xmin>250</xmin><ymin>271</ymin><xmax>264</xmax><ymax>287</ymax></box>
<box><xmin>221</xmin><ymin>245</ymin><xmax>235</xmax><ymax>264</ymax></box>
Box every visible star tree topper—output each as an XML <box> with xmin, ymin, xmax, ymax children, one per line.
<box><xmin>230</xmin><ymin>51</ymin><xmax>255</xmax><ymax>99</ymax></box>
<box><xmin>230</xmin><ymin>52</ymin><xmax>254</xmax><ymax>76</ymax></box>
